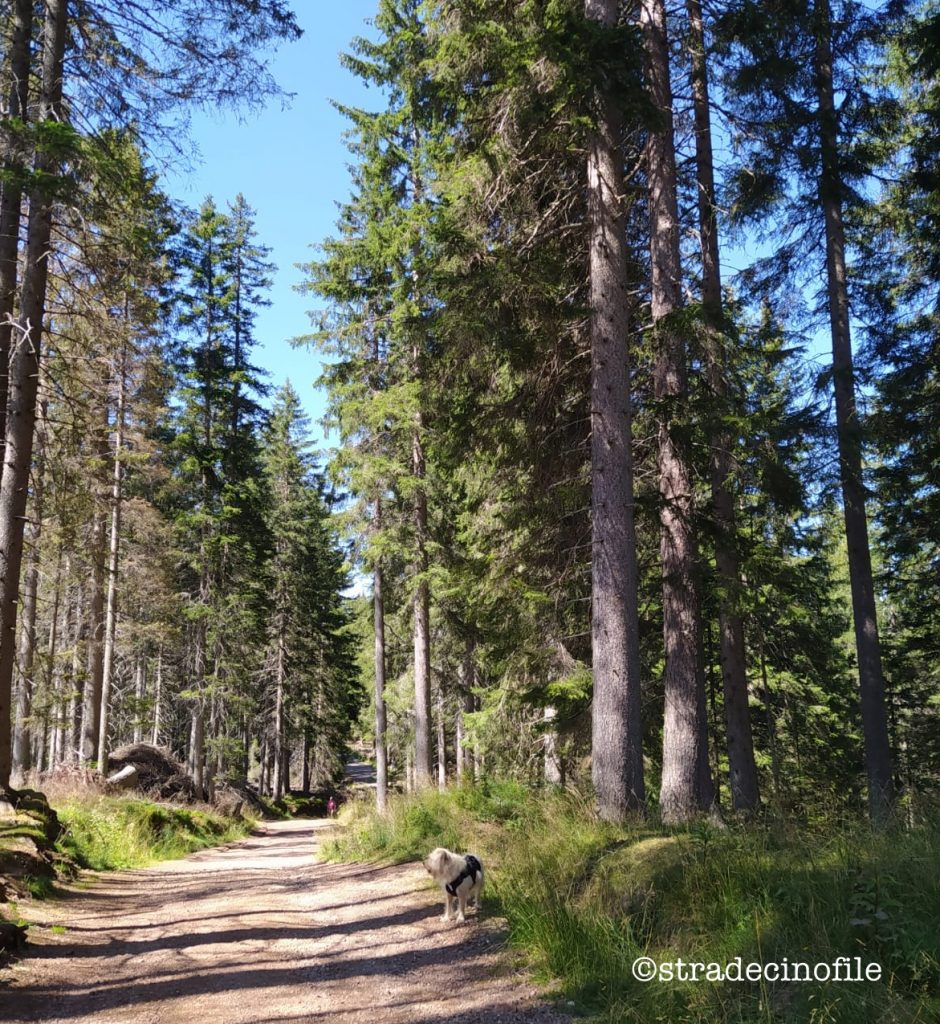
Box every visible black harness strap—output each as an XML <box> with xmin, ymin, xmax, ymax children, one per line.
<box><xmin>445</xmin><ymin>855</ymin><xmax>482</xmax><ymax>897</ymax></box>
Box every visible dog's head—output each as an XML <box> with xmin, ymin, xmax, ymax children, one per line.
<box><xmin>423</xmin><ymin>847</ymin><xmax>449</xmax><ymax>878</ymax></box>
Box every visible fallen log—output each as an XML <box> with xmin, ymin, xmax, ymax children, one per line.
<box><xmin>106</xmin><ymin>765</ymin><xmax>139</xmax><ymax>789</ymax></box>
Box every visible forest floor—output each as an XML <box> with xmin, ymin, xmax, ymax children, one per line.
<box><xmin>0</xmin><ymin>817</ymin><xmax>570</xmax><ymax>1024</ymax></box>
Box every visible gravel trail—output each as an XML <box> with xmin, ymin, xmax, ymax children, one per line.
<box><xmin>1</xmin><ymin>818</ymin><xmax>569</xmax><ymax>1024</ymax></box>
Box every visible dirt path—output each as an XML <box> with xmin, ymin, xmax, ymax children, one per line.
<box><xmin>1</xmin><ymin>819</ymin><xmax>569</xmax><ymax>1024</ymax></box>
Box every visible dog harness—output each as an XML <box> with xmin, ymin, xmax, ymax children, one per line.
<box><xmin>445</xmin><ymin>854</ymin><xmax>482</xmax><ymax>897</ymax></box>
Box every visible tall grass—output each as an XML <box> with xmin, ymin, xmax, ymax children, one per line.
<box><xmin>56</xmin><ymin>795</ymin><xmax>253</xmax><ymax>871</ymax></box>
<box><xmin>327</xmin><ymin>784</ymin><xmax>940</xmax><ymax>1023</ymax></box>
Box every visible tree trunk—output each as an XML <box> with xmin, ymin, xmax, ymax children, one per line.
<box><xmin>11</xmin><ymin>395</ymin><xmax>47</xmax><ymax>780</ymax></box>
<box><xmin>190</xmin><ymin>702</ymin><xmax>205</xmax><ymax>799</ymax></box>
<box><xmin>543</xmin><ymin>706</ymin><xmax>563</xmax><ymax>785</ymax></box>
<box><xmin>67</xmin><ymin>588</ymin><xmax>84</xmax><ymax>762</ymax></box>
<box><xmin>412</xmin><ymin>423</ymin><xmax>432</xmax><ymax>787</ymax></box>
<box><xmin>813</xmin><ymin>0</ymin><xmax>894</xmax><ymax>826</ymax></box>
<box><xmin>687</xmin><ymin>0</ymin><xmax>759</xmax><ymax>813</ymax></box>
<box><xmin>585</xmin><ymin>0</ymin><xmax>646</xmax><ymax>821</ymax></box>
<box><xmin>373</xmin><ymin>543</ymin><xmax>388</xmax><ymax>812</ymax></box>
<box><xmin>436</xmin><ymin>688</ymin><xmax>446</xmax><ymax>790</ymax></box>
<box><xmin>151</xmin><ymin>647</ymin><xmax>163</xmax><ymax>746</ymax></box>
<box><xmin>44</xmin><ymin>547</ymin><xmax>63</xmax><ymax>770</ymax></box>
<box><xmin>640</xmin><ymin>0</ymin><xmax>710</xmax><ymax>823</ymax></box>
<box><xmin>455</xmin><ymin>703</ymin><xmax>464</xmax><ymax>783</ymax></box>
<box><xmin>258</xmin><ymin>733</ymin><xmax>268</xmax><ymax>797</ymax></box>
<box><xmin>132</xmin><ymin>656</ymin><xmax>145</xmax><ymax>745</ymax></box>
<box><xmin>0</xmin><ymin>0</ymin><xmax>32</xmax><ymax>441</ymax></box>
<box><xmin>0</xmin><ymin>0</ymin><xmax>68</xmax><ymax>789</ymax></box>
<box><xmin>81</xmin><ymin>414</ymin><xmax>108</xmax><ymax>764</ymax></box>
<box><xmin>759</xmin><ymin>634</ymin><xmax>783</xmax><ymax>800</ymax></box>
<box><xmin>301</xmin><ymin>731</ymin><xmax>310</xmax><ymax>793</ymax></box>
<box><xmin>97</xmin><ymin>340</ymin><xmax>127</xmax><ymax>776</ymax></box>
<box><xmin>273</xmin><ymin>633</ymin><xmax>285</xmax><ymax>801</ymax></box>
<box><xmin>407</xmin><ymin>128</ymin><xmax>433</xmax><ymax>790</ymax></box>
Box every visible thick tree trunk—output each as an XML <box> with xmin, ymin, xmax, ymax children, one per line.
<box><xmin>585</xmin><ymin>0</ymin><xmax>645</xmax><ymax>820</ymax></box>
<box><xmin>640</xmin><ymin>0</ymin><xmax>711</xmax><ymax>823</ymax></box>
<box><xmin>687</xmin><ymin>0</ymin><xmax>759</xmax><ymax>813</ymax></box>
<box><xmin>11</xmin><ymin>396</ymin><xmax>47</xmax><ymax>780</ymax></box>
<box><xmin>97</xmin><ymin>342</ymin><xmax>127</xmax><ymax>776</ymax></box>
<box><xmin>0</xmin><ymin>0</ymin><xmax>32</xmax><ymax>441</ymax></box>
<box><xmin>0</xmin><ymin>0</ymin><xmax>68</xmax><ymax>788</ymax></box>
<box><xmin>373</xmin><ymin>546</ymin><xmax>388</xmax><ymax>812</ymax></box>
<box><xmin>813</xmin><ymin>0</ymin><xmax>894</xmax><ymax>826</ymax></box>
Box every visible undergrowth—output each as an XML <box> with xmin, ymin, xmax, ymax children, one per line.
<box><xmin>325</xmin><ymin>783</ymin><xmax>940</xmax><ymax>1024</ymax></box>
<box><xmin>55</xmin><ymin>795</ymin><xmax>253</xmax><ymax>871</ymax></box>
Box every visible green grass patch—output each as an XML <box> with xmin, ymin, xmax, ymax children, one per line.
<box><xmin>55</xmin><ymin>795</ymin><xmax>253</xmax><ymax>872</ymax></box>
<box><xmin>327</xmin><ymin>785</ymin><xmax>940</xmax><ymax>1023</ymax></box>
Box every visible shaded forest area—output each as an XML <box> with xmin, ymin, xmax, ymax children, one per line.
<box><xmin>0</xmin><ymin>0</ymin><xmax>938</xmax><ymax>831</ymax></box>
<box><xmin>306</xmin><ymin>0</ymin><xmax>940</xmax><ymax>827</ymax></box>
<box><xmin>0</xmin><ymin>1</ymin><xmax>358</xmax><ymax>801</ymax></box>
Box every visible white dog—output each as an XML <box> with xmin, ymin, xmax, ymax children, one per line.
<box><xmin>423</xmin><ymin>847</ymin><xmax>484</xmax><ymax>923</ymax></box>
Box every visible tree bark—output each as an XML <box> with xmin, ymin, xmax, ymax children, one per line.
<box><xmin>813</xmin><ymin>0</ymin><xmax>894</xmax><ymax>826</ymax></box>
<box><xmin>0</xmin><ymin>0</ymin><xmax>68</xmax><ymax>788</ymax></box>
<box><xmin>273</xmin><ymin>632</ymin><xmax>285</xmax><ymax>801</ymax></box>
<box><xmin>412</xmin><ymin>420</ymin><xmax>432</xmax><ymax>786</ymax></box>
<box><xmin>436</xmin><ymin>687</ymin><xmax>446</xmax><ymax>790</ymax></box>
<box><xmin>97</xmin><ymin>340</ymin><xmax>127</xmax><ymax>776</ymax></box>
<box><xmin>11</xmin><ymin>395</ymin><xmax>47</xmax><ymax>780</ymax></box>
<box><xmin>190</xmin><ymin>702</ymin><xmax>205</xmax><ymax>799</ymax></box>
<box><xmin>151</xmin><ymin>647</ymin><xmax>163</xmax><ymax>746</ymax></box>
<box><xmin>640</xmin><ymin>0</ymin><xmax>711</xmax><ymax>823</ymax></box>
<box><xmin>373</xmin><ymin>536</ymin><xmax>388</xmax><ymax>812</ymax></box>
<box><xmin>132</xmin><ymin>655</ymin><xmax>145</xmax><ymax>744</ymax></box>
<box><xmin>456</xmin><ymin>639</ymin><xmax>474</xmax><ymax>783</ymax></box>
<box><xmin>585</xmin><ymin>0</ymin><xmax>645</xmax><ymax>821</ymax></box>
<box><xmin>0</xmin><ymin>0</ymin><xmax>32</xmax><ymax>442</ymax></box>
<box><xmin>543</xmin><ymin>705</ymin><xmax>563</xmax><ymax>785</ymax></box>
<box><xmin>301</xmin><ymin>731</ymin><xmax>310</xmax><ymax>793</ymax></box>
<box><xmin>44</xmin><ymin>546</ymin><xmax>63</xmax><ymax>770</ymax></box>
<box><xmin>67</xmin><ymin>588</ymin><xmax>84</xmax><ymax>762</ymax></box>
<box><xmin>81</xmin><ymin>430</ymin><xmax>108</xmax><ymax>764</ymax></box>
<box><xmin>687</xmin><ymin>0</ymin><xmax>759</xmax><ymax>812</ymax></box>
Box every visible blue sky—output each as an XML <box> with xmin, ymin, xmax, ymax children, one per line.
<box><xmin>161</xmin><ymin>2</ymin><xmax>380</xmax><ymax>449</ymax></box>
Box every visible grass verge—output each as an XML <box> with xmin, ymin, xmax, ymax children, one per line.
<box><xmin>325</xmin><ymin>783</ymin><xmax>940</xmax><ymax>1024</ymax></box>
<box><xmin>54</xmin><ymin>794</ymin><xmax>253</xmax><ymax>871</ymax></box>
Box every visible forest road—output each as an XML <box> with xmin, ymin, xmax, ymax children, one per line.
<box><xmin>0</xmin><ymin>818</ymin><xmax>569</xmax><ymax>1024</ymax></box>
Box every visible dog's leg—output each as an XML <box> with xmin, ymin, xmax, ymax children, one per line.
<box><xmin>456</xmin><ymin>889</ymin><xmax>468</xmax><ymax>924</ymax></box>
<box><xmin>442</xmin><ymin>894</ymin><xmax>453</xmax><ymax>921</ymax></box>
